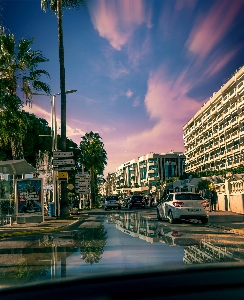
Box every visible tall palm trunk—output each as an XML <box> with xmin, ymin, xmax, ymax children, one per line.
<box><xmin>57</xmin><ymin>0</ymin><xmax>68</xmax><ymax>218</ymax></box>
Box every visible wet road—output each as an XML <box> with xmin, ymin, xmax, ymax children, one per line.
<box><xmin>0</xmin><ymin>207</ymin><xmax>244</xmax><ymax>287</ymax></box>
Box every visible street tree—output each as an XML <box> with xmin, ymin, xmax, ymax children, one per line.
<box><xmin>79</xmin><ymin>132</ymin><xmax>107</xmax><ymax>207</ymax></box>
<box><xmin>0</xmin><ymin>29</ymin><xmax>51</xmax><ymax>159</ymax></box>
<box><xmin>41</xmin><ymin>0</ymin><xmax>85</xmax><ymax>217</ymax></box>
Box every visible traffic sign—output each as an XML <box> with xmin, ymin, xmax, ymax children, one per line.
<box><xmin>53</xmin><ymin>166</ymin><xmax>76</xmax><ymax>171</ymax></box>
<box><xmin>75</xmin><ymin>174</ymin><xmax>90</xmax><ymax>179</ymax></box>
<box><xmin>76</xmin><ymin>189</ymin><xmax>90</xmax><ymax>194</ymax></box>
<box><xmin>67</xmin><ymin>184</ymin><xmax>74</xmax><ymax>190</ymax></box>
<box><xmin>53</xmin><ymin>159</ymin><xmax>75</xmax><ymax>166</ymax></box>
<box><xmin>53</xmin><ymin>151</ymin><xmax>74</xmax><ymax>158</ymax></box>
<box><xmin>75</xmin><ymin>183</ymin><xmax>90</xmax><ymax>188</ymax></box>
<box><xmin>58</xmin><ymin>172</ymin><xmax>68</xmax><ymax>179</ymax></box>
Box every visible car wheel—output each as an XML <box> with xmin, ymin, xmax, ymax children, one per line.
<box><xmin>201</xmin><ymin>217</ymin><xmax>208</xmax><ymax>224</ymax></box>
<box><xmin>157</xmin><ymin>209</ymin><xmax>162</xmax><ymax>221</ymax></box>
<box><xmin>168</xmin><ymin>211</ymin><xmax>177</xmax><ymax>224</ymax></box>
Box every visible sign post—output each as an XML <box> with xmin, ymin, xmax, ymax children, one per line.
<box><xmin>52</xmin><ymin>151</ymin><xmax>76</xmax><ymax>216</ymax></box>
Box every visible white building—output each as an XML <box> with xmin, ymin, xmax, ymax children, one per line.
<box><xmin>183</xmin><ymin>65</ymin><xmax>244</xmax><ymax>173</ymax></box>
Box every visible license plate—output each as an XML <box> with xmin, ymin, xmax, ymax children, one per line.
<box><xmin>190</xmin><ymin>209</ymin><xmax>199</xmax><ymax>212</ymax></box>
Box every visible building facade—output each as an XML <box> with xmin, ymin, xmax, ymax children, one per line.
<box><xmin>183</xmin><ymin>65</ymin><xmax>244</xmax><ymax>173</ymax></box>
<box><xmin>115</xmin><ymin>152</ymin><xmax>185</xmax><ymax>194</ymax></box>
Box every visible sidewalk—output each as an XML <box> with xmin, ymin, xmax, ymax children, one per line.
<box><xmin>0</xmin><ymin>213</ymin><xmax>90</xmax><ymax>236</ymax></box>
<box><xmin>207</xmin><ymin>210</ymin><xmax>244</xmax><ymax>235</ymax></box>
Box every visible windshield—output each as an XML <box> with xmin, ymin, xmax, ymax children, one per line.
<box><xmin>175</xmin><ymin>194</ymin><xmax>204</xmax><ymax>200</ymax></box>
<box><xmin>1</xmin><ymin>0</ymin><xmax>244</xmax><ymax>293</ymax></box>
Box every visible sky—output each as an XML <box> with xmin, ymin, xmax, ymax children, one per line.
<box><xmin>2</xmin><ymin>0</ymin><xmax>244</xmax><ymax>175</ymax></box>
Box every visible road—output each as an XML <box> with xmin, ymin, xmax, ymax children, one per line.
<box><xmin>0</xmin><ymin>207</ymin><xmax>244</xmax><ymax>287</ymax></box>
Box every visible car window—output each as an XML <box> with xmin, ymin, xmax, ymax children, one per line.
<box><xmin>175</xmin><ymin>194</ymin><xmax>204</xmax><ymax>200</ymax></box>
<box><xmin>132</xmin><ymin>196</ymin><xmax>143</xmax><ymax>200</ymax></box>
<box><xmin>106</xmin><ymin>196</ymin><xmax>118</xmax><ymax>200</ymax></box>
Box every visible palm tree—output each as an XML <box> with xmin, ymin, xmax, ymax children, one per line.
<box><xmin>79</xmin><ymin>132</ymin><xmax>107</xmax><ymax>207</ymax></box>
<box><xmin>0</xmin><ymin>29</ymin><xmax>51</xmax><ymax>160</ymax></box>
<box><xmin>41</xmin><ymin>0</ymin><xmax>85</xmax><ymax>217</ymax></box>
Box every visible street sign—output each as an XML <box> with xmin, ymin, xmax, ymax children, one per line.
<box><xmin>58</xmin><ymin>172</ymin><xmax>68</xmax><ymax>179</ymax></box>
<box><xmin>53</xmin><ymin>151</ymin><xmax>74</xmax><ymax>158</ymax></box>
<box><xmin>67</xmin><ymin>184</ymin><xmax>74</xmax><ymax>190</ymax></box>
<box><xmin>53</xmin><ymin>166</ymin><xmax>76</xmax><ymax>171</ymax></box>
<box><xmin>76</xmin><ymin>189</ymin><xmax>90</xmax><ymax>194</ymax></box>
<box><xmin>75</xmin><ymin>183</ymin><xmax>90</xmax><ymax>188</ymax></box>
<box><xmin>75</xmin><ymin>174</ymin><xmax>90</xmax><ymax>179</ymax></box>
<box><xmin>75</xmin><ymin>179</ymin><xmax>90</xmax><ymax>183</ymax></box>
<box><xmin>53</xmin><ymin>159</ymin><xmax>75</xmax><ymax>166</ymax></box>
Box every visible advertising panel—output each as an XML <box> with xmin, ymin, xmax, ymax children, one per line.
<box><xmin>15</xmin><ymin>178</ymin><xmax>43</xmax><ymax>216</ymax></box>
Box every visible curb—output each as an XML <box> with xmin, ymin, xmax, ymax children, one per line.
<box><xmin>206</xmin><ymin>223</ymin><xmax>244</xmax><ymax>236</ymax></box>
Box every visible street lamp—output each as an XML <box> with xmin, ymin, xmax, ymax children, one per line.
<box><xmin>52</xmin><ymin>90</ymin><xmax>77</xmax><ymax>152</ymax></box>
<box><xmin>34</xmin><ymin>90</ymin><xmax>77</xmax><ymax>217</ymax></box>
<box><xmin>52</xmin><ymin>89</ymin><xmax>77</xmax><ymax>217</ymax></box>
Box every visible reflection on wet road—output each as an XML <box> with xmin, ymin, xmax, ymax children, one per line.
<box><xmin>0</xmin><ymin>210</ymin><xmax>244</xmax><ymax>287</ymax></box>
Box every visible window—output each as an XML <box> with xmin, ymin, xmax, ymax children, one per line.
<box><xmin>175</xmin><ymin>194</ymin><xmax>203</xmax><ymax>200</ymax></box>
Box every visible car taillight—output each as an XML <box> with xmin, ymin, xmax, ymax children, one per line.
<box><xmin>173</xmin><ymin>201</ymin><xmax>184</xmax><ymax>207</ymax></box>
<box><xmin>201</xmin><ymin>200</ymin><xmax>209</xmax><ymax>206</ymax></box>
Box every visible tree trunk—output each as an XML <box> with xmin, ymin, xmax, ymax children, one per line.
<box><xmin>11</xmin><ymin>137</ymin><xmax>24</xmax><ymax>160</ymax></box>
<box><xmin>57</xmin><ymin>0</ymin><xmax>69</xmax><ymax>218</ymax></box>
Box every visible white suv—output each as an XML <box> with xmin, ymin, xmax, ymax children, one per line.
<box><xmin>157</xmin><ymin>193</ymin><xmax>209</xmax><ymax>224</ymax></box>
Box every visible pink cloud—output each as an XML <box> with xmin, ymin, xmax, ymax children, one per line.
<box><xmin>126</xmin><ymin>67</ymin><xmax>201</xmax><ymax>154</ymax></box>
<box><xmin>88</xmin><ymin>0</ymin><xmax>152</xmax><ymax>50</ymax></box>
<box><xmin>204</xmin><ymin>47</ymin><xmax>240</xmax><ymax>77</ymax></box>
<box><xmin>126</xmin><ymin>89</ymin><xmax>133</xmax><ymax>98</ymax></box>
<box><xmin>102</xmin><ymin>67</ymin><xmax>203</xmax><ymax>175</ymax></box>
<box><xmin>185</xmin><ymin>0</ymin><xmax>244</xmax><ymax>59</ymax></box>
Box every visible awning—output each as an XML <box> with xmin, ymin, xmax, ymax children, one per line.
<box><xmin>0</xmin><ymin>159</ymin><xmax>35</xmax><ymax>175</ymax></box>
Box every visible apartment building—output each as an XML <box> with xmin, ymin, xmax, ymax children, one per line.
<box><xmin>115</xmin><ymin>152</ymin><xmax>185</xmax><ymax>192</ymax></box>
<box><xmin>183</xmin><ymin>65</ymin><xmax>244</xmax><ymax>173</ymax></box>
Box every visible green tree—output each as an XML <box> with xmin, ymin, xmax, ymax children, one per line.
<box><xmin>0</xmin><ymin>29</ymin><xmax>51</xmax><ymax>159</ymax></box>
<box><xmin>41</xmin><ymin>0</ymin><xmax>85</xmax><ymax>218</ymax></box>
<box><xmin>79</xmin><ymin>132</ymin><xmax>107</xmax><ymax>207</ymax></box>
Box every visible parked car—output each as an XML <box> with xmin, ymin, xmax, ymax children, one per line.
<box><xmin>104</xmin><ymin>196</ymin><xmax>121</xmax><ymax>210</ymax></box>
<box><xmin>157</xmin><ymin>192</ymin><xmax>209</xmax><ymax>224</ymax></box>
<box><xmin>127</xmin><ymin>195</ymin><xmax>146</xmax><ymax>209</ymax></box>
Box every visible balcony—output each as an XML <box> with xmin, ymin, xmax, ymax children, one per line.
<box><xmin>223</xmin><ymin>94</ymin><xmax>229</xmax><ymax>104</ymax></box>
<box><xmin>229</xmin><ymin>89</ymin><xmax>235</xmax><ymax>99</ymax></box>
<box><xmin>237</xmin><ymin>81</ymin><xmax>244</xmax><ymax>95</ymax></box>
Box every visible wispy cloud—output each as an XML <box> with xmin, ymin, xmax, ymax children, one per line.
<box><xmin>101</xmin><ymin>125</ymin><xmax>116</xmax><ymax>133</ymax></box>
<box><xmin>88</xmin><ymin>0</ymin><xmax>152</xmax><ymax>50</ymax></box>
<box><xmin>126</xmin><ymin>66</ymin><xmax>202</xmax><ymax>153</ymax></box>
<box><xmin>133</xmin><ymin>97</ymin><xmax>140</xmax><ymax>107</ymax></box>
<box><xmin>204</xmin><ymin>47</ymin><xmax>240</xmax><ymax>77</ymax></box>
<box><xmin>126</xmin><ymin>89</ymin><xmax>133</xmax><ymax>98</ymax></box>
<box><xmin>175</xmin><ymin>0</ymin><xmax>196</xmax><ymax>11</ymax></box>
<box><xmin>185</xmin><ymin>0</ymin><xmax>244</xmax><ymax>59</ymax></box>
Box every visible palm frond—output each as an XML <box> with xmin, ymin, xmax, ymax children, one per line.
<box><xmin>32</xmin><ymin>80</ymin><xmax>51</xmax><ymax>95</ymax></box>
<box><xmin>30</xmin><ymin>69</ymin><xmax>51</xmax><ymax>80</ymax></box>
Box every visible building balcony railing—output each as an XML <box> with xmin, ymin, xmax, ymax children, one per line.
<box><xmin>237</xmin><ymin>84</ymin><xmax>244</xmax><ymax>95</ymax></box>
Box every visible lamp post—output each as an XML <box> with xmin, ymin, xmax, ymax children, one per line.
<box><xmin>53</xmin><ymin>89</ymin><xmax>77</xmax><ymax>217</ymax></box>
<box><xmin>34</xmin><ymin>90</ymin><xmax>76</xmax><ymax>217</ymax></box>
